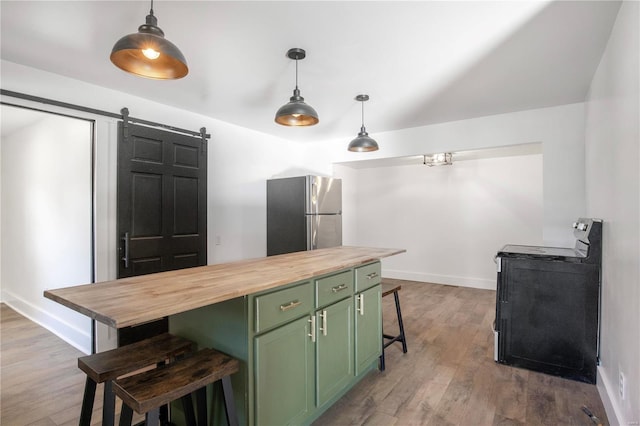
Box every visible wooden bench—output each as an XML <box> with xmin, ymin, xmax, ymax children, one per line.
<box><xmin>113</xmin><ymin>347</ymin><xmax>240</xmax><ymax>426</ymax></box>
<box><xmin>379</xmin><ymin>281</ymin><xmax>408</xmax><ymax>371</ymax></box>
<box><xmin>77</xmin><ymin>332</ymin><xmax>195</xmax><ymax>426</ymax></box>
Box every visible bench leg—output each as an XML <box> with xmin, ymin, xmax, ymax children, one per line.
<box><xmin>221</xmin><ymin>376</ymin><xmax>239</xmax><ymax>426</ymax></box>
<box><xmin>118</xmin><ymin>404</ymin><xmax>133</xmax><ymax>426</ymax></box>
<box><xmin>79</xmin><ymin>376</ymin><xmax>96</xmax><ymax>426</ymax></box>
<box><xmin>195</xmin><ymin>387</ymin><xmax>207</xmax><ymax>426</ymax></box>
<box><xmin>181</xmin><ymin>393</ymin><xmax>197</xmax><ymax>426</ymax></box>
<box><xmin>393</xmin><ymin>291</ymin><xmax>408</xmax><ymax>353</ymax></box>
<box><xmin>102</xmin><ymin>380</ymin><xmax>116</xmax><ymax>426</ymax></box>
<box><xmin>145</xmin><ymin>408</ymin><xmax>160</xmax><ymax>426</ymax></box>
<box><xmin>155</xmin><ymin>361</ymin><xmax>170</xmax><ymax>426</ymax></box>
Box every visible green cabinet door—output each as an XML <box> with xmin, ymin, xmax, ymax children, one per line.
<box><xmin>255</xmin><ymin>315</ymin><xmax>315</xmax><ymax>426</ymax></box>
<box><xmin>355</xmin><ymin>284</ymin><xmax>382</xmax><ymax>375</ymax></box>
<box><xmin>316</xmin><ymin>297</ymin><xmax>354</xmax><ymax>407</ymax></box>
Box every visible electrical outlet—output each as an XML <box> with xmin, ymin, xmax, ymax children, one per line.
<box><xmin>619</xmin><ymin>371</ymin><xmax>626</xmax><ymax>400</ymax></box>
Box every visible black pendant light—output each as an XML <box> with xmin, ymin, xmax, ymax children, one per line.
<box><xmin>275</xmin><ymin>48</ymin><xmax>319</xmax><ymax>126</ymax></box>
<box><xmin>348</xmin><ymin>94</ymin><xmax>379</xmax><ymax>152</ymax></box>
<box><xmin>110</xmin><ymin>0</ymin><xmax>188</xmax><ymax>80</ymax></box>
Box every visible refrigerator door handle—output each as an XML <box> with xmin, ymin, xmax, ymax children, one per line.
<box><xmin>307</xmin><ymin>215</ymin><xmax>316</xmax><ymax>250</ymax></box>
<box><xmin>306</xmin><ymin>175</ymin><xmax>318</xmax><ymax>215</ymax></box>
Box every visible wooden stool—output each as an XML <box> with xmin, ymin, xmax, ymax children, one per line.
<box><xmin>379</xmin><ymin>282</ymin><xmax>408</xmax><ymax>371</ymax></box>
<box><xmin>77</xmin><ymin>332</ymin><xmax>195</xmax><ymax>426</ymax></box>
<box><xmin>113</xmin><ymin>347</ymin><xmax>240</xmax><ymax>426</ymax></box>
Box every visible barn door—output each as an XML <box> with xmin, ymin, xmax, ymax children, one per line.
<box><xmin>116</xmin><ymin>120</ymin><xmax>207</xmax><ymax>345</ymax></box>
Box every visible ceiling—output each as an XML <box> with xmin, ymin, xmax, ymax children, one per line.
<box><xmin>0</xmin><ymin>1</ymin><xmax>621</xmax><ymax>144</ymax></box>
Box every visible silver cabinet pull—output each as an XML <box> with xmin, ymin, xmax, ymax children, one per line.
<box><xmin>308</xmin><ymin>316</ymin><xmax>316</xmax><ymax>342</ymax></box>
<box><xmin>357</xmin><ymin>293</ymin><xmax>365</xmax><ymax>315</ymax></box>
<box><xmin>279</xmin><ymin>300</ymin><xmax>302</xmax><ymax>311</ymax></box>
<box><xmin>121</xmin><ymin>232</ymin><xmax>130</xmax><ymax>268</ymax></box>
<box><xmin>331</xmin><ymin>284</ymin><xmax>348</xmax><ymax>293</ymax></box>
<box><xmin>366</xmin><ymin>272</ymin><xmax>378</xmax><ymax>280</ymax></box>
<box><xmin>318</xmin><ymin>310</ymin><xmax>327</xmax><ymax>336</ymax></box>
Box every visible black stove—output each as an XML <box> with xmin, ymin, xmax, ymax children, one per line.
<box><xmin>498</xmin><ymin>218</ymin><xmax>602</xmax><ymax>263</ymax></box>
<box><xmin>494</xmin><ymin>218</ymin><xmax>603</xmax><ymax>384</ymax></box>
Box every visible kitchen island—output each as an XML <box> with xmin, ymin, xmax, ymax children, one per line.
<box><xmin>45</xmin><ymin>246</ymin><xmax>405</xmax><ymax>425</ymax></box>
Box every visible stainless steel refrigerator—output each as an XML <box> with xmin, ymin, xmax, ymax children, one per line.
<box><xmin>267</xmin><ymin>176</ymin><xmax>342</xmax><ymax>256</ymax></box>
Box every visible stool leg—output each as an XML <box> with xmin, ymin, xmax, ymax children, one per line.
<box><xmin>181</xmin><ymin>393</ymin><xmax>197</xmax><ymax>426</ymax></box>
<box><xmin>145</xmin><ymin>407</ymin><xmax>160</xmax><ymax>426</ymax></box>
<box><xmin>155</xmin><ymin>360</ymin><xmax>169</xmax><ymax>426</ymax></box>
<box><xmin>393</xmin><ymin>291</ymin><xmax>407</xmax><ymax>353</ymax></box>
<box><xmin>102</xmin><ymin>380</ymin><xmax>116</xmax><ymax>426</ymax></box>
<box><xmin>118</xmin><ymin>404</ymin><xmax>133</xmax><ymax>426</ymax></box>
<box><xmin>379</xmin><ymin>310</ymin><xmax>386</xmax><ymax>371</ymax></box>
<box><xmin>79</xmin><ymin>376</ymin><xmax>96</xmax><ymax>426</ymax></box>
<box><xmin>195</xmin><ymin>387</ymin><xmax>207</xmax><ymax>426</ymax></box>
<box><xmin>221</xmin><ymin>376</ymin><xmax>239</xmax><ymax>426</ymax></box>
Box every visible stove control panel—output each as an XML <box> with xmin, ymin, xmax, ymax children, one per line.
<box><xmin>573</xmin><ymin>222</ymin><xmax>588</xmax><ymax>231</ymax></box>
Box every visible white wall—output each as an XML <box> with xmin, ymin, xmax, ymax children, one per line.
<box><xmin>208</xmin><ymin>123</ymin><xmax>306</xmax><ymax>264</ymax></box>
<box><xmin>335</xmin><ymin>153</ymin><xmax>543</xmax><ymax>289</ymax></box>
<box><xmin>0</xmin><ymin>111</ymin><xmax>93</xmax><ymax>352</ymax></box>
<box><xmin>0</xmin><ymin>60</ymin><xmax>303</xmax><ymax>352</ymax></box>
<box><xmin>298</xmin><ymin>98</ymin><xmax>588</xmax><ymax>294</ymax></box>
<box><xmin>306</xmin><ymin>103</ymin><xmax>587</xmax><ymax>250</ymax></box>
<box><xmin>584</xmin><ymin>2</ymin><xmax>639</xmax><ymax>424</ymax></box>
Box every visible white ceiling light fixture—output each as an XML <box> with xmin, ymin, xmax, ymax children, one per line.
<box><xmin>423</xmin><ymin>153</ymin><xmax>453</xmax><ymax>166</ymax></box>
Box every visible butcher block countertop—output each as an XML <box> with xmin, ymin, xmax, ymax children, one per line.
<box><xmin>44</xmin><ymin>246</ymin><xmax>405</xmax><ymax>329</ymax></box>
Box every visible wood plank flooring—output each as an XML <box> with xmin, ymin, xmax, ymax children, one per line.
<box><xmin>1</xmin><ymin>280</ymin><xmax>608</xmax><ymax>425</ymax></box>
<box><xmin>314</xmin><ymin>279</ymin><xmax>608</xmax><ymax>426</ymax></box>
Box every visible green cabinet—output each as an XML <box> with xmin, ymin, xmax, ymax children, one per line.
<box><xmin>355</xmin><ymin>285</ymin><xmax>382</xmax><ymax>375</ymax></box>
<box><xmin>254</xmin><ymin>315</ymin><xmax>315</xmax><ymax>426</ymax></box>
<box><xmin>315</xmin><ymin>297</ymin><xmax>354</xmax><ymax>406</ymax></box>
<box><xmin>170</xmin><ymin>261</ymin><xmax>383</xmax><ymax>426</ymax></box>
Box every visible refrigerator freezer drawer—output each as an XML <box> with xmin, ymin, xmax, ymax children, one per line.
<box><xmin>307</xmin><ymin>214</ymin><xmax>342</xmax><ymax>250</ymax></box>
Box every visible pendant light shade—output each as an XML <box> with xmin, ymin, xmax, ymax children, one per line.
<box><xmin>275</xmin><ymin>48</ymin><xmax>319</xmax><ymax>126</ymax></box>
<box><xmin>348</xmin><ymin>94</ymin><xmax>379</xmax><ymax>152</ymax></box>
<box><xmin>110</xmin><ymin>0</ymin><xmax>188</xmax><ymax>80</ymax></box>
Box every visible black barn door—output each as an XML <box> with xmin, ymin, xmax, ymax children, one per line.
<box><xmin>117</xmin><ymin>121</ymin><xmax>207</xmax><ymax>345</ymax></box>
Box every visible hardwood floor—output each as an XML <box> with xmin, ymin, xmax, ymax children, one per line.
<box><xmin>0</xmin><ymin>303</ymin><xmax>143</xmax><ymax>425</ymax></box>
<box><xmin>1</xmin><ymin>280</ymin><xmax>608</xmax><ymax>425</ymax></box>
<box><xmin>314</xmin><ymin>279</ymin><xmax>608</xmax><ymax>426</ymax></box>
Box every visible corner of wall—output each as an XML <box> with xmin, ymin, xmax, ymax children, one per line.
<box><xmin>597</xmin><ymin>367</ymin><xmax>625</xmax><ymax>426</ymax></box>
<box><xmin>1</xmin><ymin>289</ymin><xmax>91</xmax><ymax>354</ymax></box>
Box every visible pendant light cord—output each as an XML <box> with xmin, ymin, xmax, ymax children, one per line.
<box><xmin>361</xmin><ymin>100</ymin><xmax>365</xmax><ymax>128</ymax></box>
<box><xmin>295</xmin><ymin>58</ymin><xmax>299</xmax><ymax>90</ymax></box>
<box><xmin>150</xmin><ymin>0</ymin><xmax>154</xmax><ymax>15</ymax></box>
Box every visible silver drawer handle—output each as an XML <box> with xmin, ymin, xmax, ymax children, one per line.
<box><xmin>331</xmin><ymin>284</ymin><xmax>348</xmax><ymax>293</ymax></box>
<box><xmin>319</xmin><ymin>310</ymin><xmax>327</xmax><ymax>336</ymax></box>
<box><xmin>308</xmin><ymin>316</ymin><xmax>316</xmax><ymax>342</ymax></box>
<box><xmin>366</xmin><ymin>272</ymin><xmax>379</xmax><ymax>279</ymax></box>
<box><xmin>357</xmin><ymin>293</ymin><xmax>365</xmax><ymax>315</ymax></box>
<box><xmin>280</xmin><ymin>300</ymin><xmax>302</xmax><ymax>311</ymax></box>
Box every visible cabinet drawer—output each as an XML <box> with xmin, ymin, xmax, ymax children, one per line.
<box><xmin>355</xmin><ymin>262</ymin><xmax>381</xmax><ymax>292</ymax></box>
<box><xmin>255</xmin><ymin>282</ymin><xmax>313</xmax><ymax>333</ymax></box>
<box><xmin>316</xmin><ymin>270</ymin><xmax>353</xmax><ymax>308</ymax></box>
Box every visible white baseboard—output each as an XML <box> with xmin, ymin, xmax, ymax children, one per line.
<box><xmin>1</xmin><ymin>289</ymin><xmax>91</xmax><ymax>354</ymax></box>
<box><xmin>382</xmin><ymin>269</ymin><xmax>496</xmax><ymax>290</ymax></box>
<box><xmin>597</xmin><ymin>366</ymin><xmax>627</xmax><ymax>426</ymax></box>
